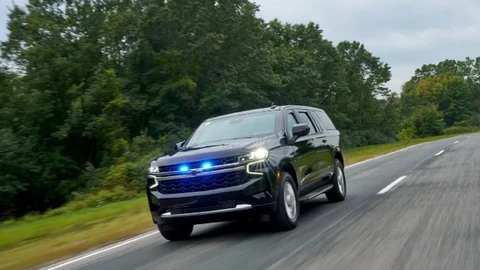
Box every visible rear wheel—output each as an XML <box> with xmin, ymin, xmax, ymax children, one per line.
<box><xmin>326</xmin><ymin>159</ymin><xmax>347</xmax><ymax>202</ymax></box>
<box><xmin>158</xmin><ymin>223</ymin><xmax>194</xmax><ymax>241</ymax></box>
<box><xmin>271</xmin><ymin>172</ymin><xmax>299</xmax><ymax>230</ymax></box>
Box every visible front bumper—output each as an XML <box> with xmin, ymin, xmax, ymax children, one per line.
<box><xmin>147</xmin><ymin>167</ymin><xmax>278</xmax><ymax>225</ymax></box>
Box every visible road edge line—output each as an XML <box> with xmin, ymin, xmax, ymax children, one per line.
<box><xmin>42</xmin><ymin>231</ymin><xmax>158</xmax><ymax>270</ymax></box>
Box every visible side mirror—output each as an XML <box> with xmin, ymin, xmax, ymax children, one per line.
<box><xmin>174</xmin><ymin>141</ymin><xmax>185</xmax><ymax>151</ymax></box>
<box><xmin>291</xmin><ymin>123</ymin><xmax>310</xmax><ymax>142</ymax></box>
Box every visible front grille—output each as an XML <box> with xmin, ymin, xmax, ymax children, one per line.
<box><xmin>158</xmin><ymin>156</ymin><xmax>239</xmax><ymax>173</ymax></box>
<box><xmin>158</xmin><ymin>171</ymin><xmax>247</xmax><ymax>194</ymax></box>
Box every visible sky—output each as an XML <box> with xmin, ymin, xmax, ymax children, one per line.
<box><xmin>255</xmin><ymin>0</ymin><xmax>480</xmax><ymax>92</ymax></box>
<box><xmin>1</xmin><ymin>0</ymin><xmax>479</xmax><ymax>92</ymax></box>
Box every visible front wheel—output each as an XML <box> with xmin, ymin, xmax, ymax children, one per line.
<box><xmin>326</xmin><ymin>159</ymin><xmax>347</xmax><ymax>202</ymax></box>
<box><xmin>271</xmin><ymin>172</ymin><xmax>299</xmax><ymax>230</ymax></box>
<box><xmin>158</xmin><ymin>223</ymin><xmax>194</xmax><ymax>241</ymax></box>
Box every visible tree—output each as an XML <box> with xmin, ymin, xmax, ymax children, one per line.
<box><xmin>410</xmin><ymin>74</ymin><xmax>470</xmax><ymax>126</ymax></box>
<box><xmin>335</xmin><ymin>41</ymin><xmax>397</xmax><ymax>146</ymax></box>
<box><xmin>402</xmin><ymin>57</ymin><xmax>480</xmax><ymax>118</ymax></box>
<box><xmin>399</xmin><ymin>105</ymin><xmax>444</xmax><ymax>139</ymax></box>
<box><xmin>0</xmin><ymin>0</ymin><xmax>405</xmax><ymax>218</ymax></box>
<box><xmin>264</xmin><ymin>20</ymin><xmax>349</xmax><ymax>115</ymax></box>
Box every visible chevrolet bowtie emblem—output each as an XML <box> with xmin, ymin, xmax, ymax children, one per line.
<box><xmin>187</xmin><ymin>168</ymin><xmax>203</xmax><ymax>175</ymax></box>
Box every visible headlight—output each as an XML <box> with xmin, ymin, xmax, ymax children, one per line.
<box><xmin>246</xmin><ymin>148</ymin><xmax>268</xmax><ymax>175</ymax></box>
<box><xmin>148</xmin><ymin>161</ymin><xmax>159</xmax><ymax>173</ymax></box>
<box><xmin>250</xmin><ymin>148</ymin><xmax>268</xmax><ymax>160</ymax></box>
<box><xmin>149</xmin><ymin>166</ymin><xmax>159</xmax><ymax>173</ymax></box>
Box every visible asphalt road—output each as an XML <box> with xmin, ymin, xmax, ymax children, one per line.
<box><xmin>44</xmin><ymin>134</ymin><xmax>480</xmax><ymax>270</ymax></box>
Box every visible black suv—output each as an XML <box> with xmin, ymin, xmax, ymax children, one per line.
<box><xmin>146</xmin><ymin>105</ymin><xmax>346</xmax><ymax>240</ymax></box>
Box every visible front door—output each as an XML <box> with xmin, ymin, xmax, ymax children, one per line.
<box><xmin>287</xmin><ymin>110</ymin><xmax>322</xmax><ymax>195</ymax></box>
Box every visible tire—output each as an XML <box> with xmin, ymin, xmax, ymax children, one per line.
<box><xmin>271</xmin><ymin>172</ymin><xmax>299</xmax><ymax>230</ymax></box>
<box><xmin>326</xmin><ymin>159</ymin><xmax>347</xmax><ymax>202</ymax></box>
<box><xmin>158</xmin><ymin>223</ymin><xmax>194</xmax><ymax>241</ymax></box>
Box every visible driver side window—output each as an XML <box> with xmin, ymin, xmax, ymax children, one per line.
<box><xmin>287</xmin><ymin>113</ymin><xmax>298</xmax><ymax>135</ymax></box>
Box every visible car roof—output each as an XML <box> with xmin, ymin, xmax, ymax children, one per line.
<box><xmin>206</xmin><ymin>105</ymin><xmax>325</xmax><ymax>121</ymax></box>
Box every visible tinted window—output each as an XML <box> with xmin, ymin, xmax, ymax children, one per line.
<box><xmin>314</xmin><ymin>111</ymin><xmax>336</xmax><ymax>130</ymax></box>
<box><xmin>186</xmin><ymin>112</ymin><xmax>277</xmax><ymax>147</ymax></box>
<box><xmin>287</xmin><ymin>113</ymin><xmax>298</xmax><ymax>135</ymax></box>
<box><xmin>297</xmin><ymin>112</ymin><xmax>317</xmax><ymax>135</ymax></box>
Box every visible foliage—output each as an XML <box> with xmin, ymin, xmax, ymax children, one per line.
<box><xmin>409</xmin><ymin>74</ymin><xmax>470</xmax><ymax>126</ymax></box>
<box><xmin>444</xmin><ymin>126</ymin><xmax>480</xmax><ymax>135</ymax></box>
<box><xmin>341</xmin><ymin>129</ymin><xmax>396</xmax><ymax>148</ymax></box>
<box><xmin>45</xmin><ymin>186</ymin><xmax>138</xmax><ymax>217</ymax></box>
<box><xmin>402</xmin><ymin>57</ymin><xmax>480</xmax><ymax>125</ymax></box>
<box><xmin>397</xmin><ymin>126</ymin><xmax>416</xmax><ymax>143</ymax></box>
<box><xmin>0</xmin><ymin>129</ymin><xmax>40</xmax><ymax>216</ymax></box>
<box><xmin>399</xmin><ymin>105</ymin><xmax>445</xmax><ymax>139</ymax></box>
<box><xmin>467</xmin><ymin>114</ymin><xmax>480</xmax><ymax>126</ymax></box>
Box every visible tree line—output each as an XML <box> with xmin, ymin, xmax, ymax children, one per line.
<box><xmin>0</xmin><ymin>0</ymin><xmax>479</xmax><ymax>218</ymax></box>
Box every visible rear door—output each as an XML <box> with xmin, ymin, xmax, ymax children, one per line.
<box><xmin>311</xmin><ymin>110</ymin><xmax>338</xmax><ymax>180</ymax></box>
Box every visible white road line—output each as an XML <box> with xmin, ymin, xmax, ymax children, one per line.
<box><xmin>454</xmin><ymin>140</ymin><xmax>459</xmax><ymax>144</ymax></box>
<box><xmin>467</xmin><ymin>136</ymin><xmax>471</xmax><ymax>138</ymax></box>
<box><xmin>43</xmin><ymin>231</ymin><xmax>158</xmax><ymax>270</ymax></box>
<box><xmin>377</xmin><ymin>176</ymin><xmax>408</xmax><ymax>195</ymax></box>
<box><xmin>435</xmin><ymin>150</ymin><xmax>445</xmax><ymax>156</ymax></box>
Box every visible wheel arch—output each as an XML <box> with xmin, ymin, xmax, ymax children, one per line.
<box><xmin>278</xmin><ymin>158</ymin><xmax>298</xmax><ymax>189</ymax></box>
<box><xmin>334</xmin><ymin>150</ymin><xmax>344</xmax><ymax>167</ymax></box>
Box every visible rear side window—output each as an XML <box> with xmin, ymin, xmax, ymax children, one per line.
<box><xmin>297</xmin><ymin>112</ymin><xmax>317</xmax><ymax>135</ymax></box>
<box><xmin>314</xmin><ymin>111</ymin><xmax>336</xmax><ymax>130</ymax></box>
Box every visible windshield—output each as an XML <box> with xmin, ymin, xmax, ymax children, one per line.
<box><xmin>185</xmin><ymin>112</ymin><xmax>278</xmax><ymax>147</ymax></box>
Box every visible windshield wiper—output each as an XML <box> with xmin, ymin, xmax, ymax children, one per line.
<box><xmin>228</xmin><ymin>136</ymin><xmax>256</xmax><ymax>140</ymax></box>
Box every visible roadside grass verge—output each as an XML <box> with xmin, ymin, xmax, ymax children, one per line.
<box><xmin>1</xmin><ymin>131</ymin><xmax>478</xmax><ymax>270</ymax></box>
<box><xmin>0</xmin><ymin>198</ymin><xmax>154</xmax><ymax>270</ymax></box>
<box><xmin>343</xmin><ymin>132</ymin><xmax>476</xmax><ymax>165</ymax></box>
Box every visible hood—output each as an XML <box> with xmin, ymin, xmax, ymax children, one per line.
<box><xmin>155</xmin><ymin>135</ymin><xmax>278</xmax><ymax>166</ymax></box>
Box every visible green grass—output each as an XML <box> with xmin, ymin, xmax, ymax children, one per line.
<box><xmin>0</xmin><ymin>198</ymin><xmax>155</xmax><ymax>270</ymax></box>
<box><xmin>0</xmin><ymin>131</ymin><xmax>478</xmax><ymax>270</ymax></box>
